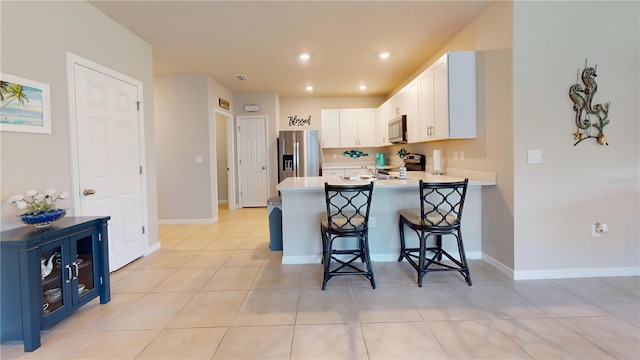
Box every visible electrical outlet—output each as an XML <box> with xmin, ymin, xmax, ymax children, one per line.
<box><xmin>528</xmin><ymin>150</ymin><xmax>542</xmax><ymax>164</ymax></box>
<box><xmin>459</xmin><ymin>151</ymin><xmax>465</xmax><ymax>160</ymax></box>
<box><xmin>453</xmin><ymin>151</ymin><xmax>458</xmax><ymax>160</ymax></box>
<box><xmin>369</xmin><ymin>217</ymin><xmax>376</xmax><ymax>228</ymax></box>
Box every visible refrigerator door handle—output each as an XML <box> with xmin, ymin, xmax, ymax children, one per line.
<box><xmin>293</xmin><ymin>142</ymin><xmax>299</xmax><ymax>176</ymax></box>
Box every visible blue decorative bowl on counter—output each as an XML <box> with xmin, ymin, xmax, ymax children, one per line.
<box><xmin>19</xmin><ymin>209</ymin><xmax>66</xmax><ymax>228</ymax></box>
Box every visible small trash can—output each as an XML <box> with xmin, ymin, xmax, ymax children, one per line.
<box><xmin>267</xmin><ymin>196</ymin><xmax>283</xmax><ymax>251</ymax></box>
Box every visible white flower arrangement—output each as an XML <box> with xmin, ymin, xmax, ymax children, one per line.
<box><xmin>8</xmin><ymin>189</ymin><xmax>68</xmax><ymax>215</ymax></box>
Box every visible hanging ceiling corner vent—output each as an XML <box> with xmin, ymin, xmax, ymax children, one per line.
<box><xmin>234</xmin><ymin>74</ymin><xmax>249</xmax><ymax>81</ymax></box>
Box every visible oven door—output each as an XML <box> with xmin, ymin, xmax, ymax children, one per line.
<box><xmin>388</xmin><ymin>115</ymin><xmax>407</xmax><ymax>144</ymax></box>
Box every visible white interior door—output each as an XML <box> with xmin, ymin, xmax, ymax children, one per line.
<box><xmin>238</xmin><ymin>116</ymin><xmax>268</xmax><ymax>207</ymax></box>
<box><xmin>70</xmin><ymin>58</ymin><xmax>145</xmax><ymax>271</ymax></box>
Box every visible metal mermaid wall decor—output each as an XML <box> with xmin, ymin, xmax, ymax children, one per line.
<box><xmin>569</xmin><ymin>59</ymin><xmax>611</xmax><ymax>146</ymax></box>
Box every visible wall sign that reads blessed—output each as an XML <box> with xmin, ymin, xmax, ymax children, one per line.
<box><xmin>288</xmin><ymin>115</ymin><xmax>311</xmax><ymax>126</ymax></box>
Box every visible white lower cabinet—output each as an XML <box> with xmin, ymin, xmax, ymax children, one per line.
<box><xmin>322</xmin><ymin>167</ymin><xmax>369</xmax><ymax>177</ymax></box>
<box><xmin>322</xmin><ymin>168</ymin><xmax>344</xmax><ymax>176</ymax></box>
<box><xmin>344</xmin><ymin>168</ymin><xmax>369</xmax><ymax>176</ymax></box>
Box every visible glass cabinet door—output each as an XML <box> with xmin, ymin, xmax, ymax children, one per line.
<box><xmin>73</xmin><ymin>233</ymin><xmax>95</xmax><ymax>300</ymax></box>
<box><xmin>40</xmin><ymin>243</ymin><xmax>64</xmax><ymax>316</ymax></box>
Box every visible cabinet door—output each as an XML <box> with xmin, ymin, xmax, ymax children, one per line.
<box><xmin>401</xmin><ymin>81</ymin><xmax>419</xmax><ymax>143</ymax></box>
<box><xmin>41</xmin><ymin>229</ymin><xmax>99</xmax><ymax>324</ymax></box>
<box><xmin>71</xmin><ymin>231</ymin><xmax>98</xmax><ymax>303</ymax></box>
<box><xmin>320</xmin><ymin>109</ymin><xmax>341</xmax><ymax>148</ymax></box>
<box><xmin>447</xmin><ymin>51</ymin><xmax>477</xmax><ymax>139</ymax></box>
<box><xmin>376</xmin><ymin>102</ymin><xmax>390</xmax><ymax>146</ymax></box>
<box><xmin>417</xmin><ymin>68</ymin><xmax>435</xmax><ymax>141</ymax></box>
<box><xmin>344</xmin><ymin>168</ymin><xmax>368</xmax><ymax>176</ymax></box>
<box><xmin>356</xmin><ymin>108</ymin><xmax>376</xmax><ymax>147</ymax></box>
<box><xmin>338</xmin><ymin>109</ymin><xmax>358</xmax><ymax>147</ymax></box>
<box><xmin>322</xmin><ymin>169</ymin><xmax>344</xmax><ymax>176</ymax></box>
<box><xmin>41</xmin><ymin>242</ymin><xmax>67</xmax><ymax>318</ymax></box>
<box><xmin>433</xmin><ymin>55</ymin><xmax>450</xmax><ymax>140</ymax></box>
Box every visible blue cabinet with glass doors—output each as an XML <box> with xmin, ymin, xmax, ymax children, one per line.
<box><xmin>0</xmin><ymin>217</ymin><xmax>110</xmax><ymax>352</ymax></box>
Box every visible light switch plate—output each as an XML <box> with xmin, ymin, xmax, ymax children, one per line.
<box><xmin>528</xmin><ymin>150</ymin><xmax>542</xmax><ymax>164</ymax></box>
<box><xmin>195</xmin><ymin>156</ymin><xmax>204</xmax><ymax>164</ymax></box>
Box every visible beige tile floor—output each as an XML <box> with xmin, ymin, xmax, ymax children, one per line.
<box><xmin>2</xmin><ymin>205</ymin><xmax>639</xmax><ymax>359</ymax></box>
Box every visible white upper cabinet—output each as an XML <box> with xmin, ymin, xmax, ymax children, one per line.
<box><xmin>417</xmin><ymin>67</ymin><xmax>435</xmax><ymax>142</ymax></box>
<box><xmin>355</xmin><ymin>108</ymin><xmax>377</xmax><ymax>147</ymax></box>
<box><xmin>339</xmin><ymin>109</ymin><xmax>359</xmax><ymax>147</ymax></box>
<box><xmin>398</xmin><ymin>80</ymin><xmax>419</xmax><ymax>143</ymax></box>
<box><xmin>320</xmin><ymin>108</ymin><xmax>377</xmax><ymax>148</ymax></box>
<box><xmin>320</xmin><ymin>109</ymin><xmax>341</xmax><ymax>148</ymax></box>
<box><xmin>432</xmin><ymin>51</ymin><xmax>476</xmax><ymax>140</ymax></box>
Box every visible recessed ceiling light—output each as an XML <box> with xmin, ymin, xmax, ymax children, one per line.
<box><xmin>379</xmin><ymin>52</ymin><xmax>390</xmax><ymax>59</ymax></box>
<box><xmin>299</xmin><ymin>53</ymin><xmax>310</xmax><ymax>61</ymax></box>
<box><xmin>306</xmin><ymin>86</ymin><xmax>313</xmax><ymax>91</ymax></box>
<box><xmin>359</xmin><ymin>85</ymin><xmax>367</xmax><ymax>90</ymax></box>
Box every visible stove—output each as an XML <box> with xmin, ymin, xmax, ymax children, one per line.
<box><xmin>404</xmin><ymin>154</ymin><xmax>425</xmax><ymax>171</ymax></box>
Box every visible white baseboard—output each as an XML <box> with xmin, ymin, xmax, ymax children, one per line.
<box><xmin>282</xmin><ymin>255</ymin><xmax>322</xmax><ymax>264</ymax></box>
<box><xmin>145</xmin><ymin>241</ymin><xmax>161</xmax><ymax>256</ymax></box>
<box><xmin>481</xmin><ymin>253</ymin><xmax>515</xmax><ymax>279</ymax></box>
<box><xmin>513</xmin><ymin>267</ymin><xmax>640</xmax><ymax>280</ymax></box>
<box><xmin>157</xmin><ymin>218</ymin><xmax>216</xmax><ymax>225</ymax></box>
<box><xmin>480</xmin><ymin>252</ymin><xmax>640</xmax><ymax>280</ymax></box>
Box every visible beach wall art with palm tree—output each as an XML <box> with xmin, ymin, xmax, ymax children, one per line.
<box><xmin>0</xmin><ymin>73</ymin><xmax>51</xmax><ymax>134</ymax></box>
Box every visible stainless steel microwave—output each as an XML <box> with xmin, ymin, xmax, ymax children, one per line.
<box><xmin>388</xmin><ymin>114</ymin><xmax>407</xmax><ymax>144</ymax></box>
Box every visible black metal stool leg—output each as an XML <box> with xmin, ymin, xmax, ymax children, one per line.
<box><xmin>398</xmin><ymin>217</ymin><xmax>407</xmax><ymax>262</ymax></box>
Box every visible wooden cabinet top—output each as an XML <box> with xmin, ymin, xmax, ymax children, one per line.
<box><xmin>0</xmin><ymin>217</ymin><xmax>110</xmax><ymax>249</ymax></box>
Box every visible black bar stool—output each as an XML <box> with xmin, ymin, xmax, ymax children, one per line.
<box><xmin>398</xmin><ymin>179</ymin><xmax>471</xmax><ymax>287</ymax></box>
<box><xmin>320</xmin><ymin>182</ymin><xmax>375</xmax><ymax>290</ymax></box>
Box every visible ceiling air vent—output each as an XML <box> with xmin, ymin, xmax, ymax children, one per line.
<box><xmin>234</xmin><ymin>74</ymin><xmax>249</xmax><ymax>81</ymax></box>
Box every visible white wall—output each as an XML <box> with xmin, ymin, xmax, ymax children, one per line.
<box><xmin>0</xmin><ymin>1</ymin><xmax>160</xmax><ymax>250</ymax></box>
<box><xmin>155</xmin><ymin>75</ymin><xmax>233</xmax><ymax>222</ymax></box>
<box><xmin>279</xmin><ymin>97</ymin><xmax>384</xmax><ymax>131</ymax></box>
<box><xmin>233</xmin><ymin>92</ymin><xmax>280</xmax><ymax>198</ymax></box>
<box><xmin>512</xmin><ymin>1</ymin><xmax>639</xmax><ymax>277</ymax></box>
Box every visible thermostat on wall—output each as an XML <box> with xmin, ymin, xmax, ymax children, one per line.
<box><xmin>244</xmin><ymin>105</ymin><xmax>260</xmax><ymax>112</ymax></box>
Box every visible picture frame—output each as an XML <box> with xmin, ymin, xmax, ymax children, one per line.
<box><xmin>0</xmin><ymin>73</ymin><xmax>51</xmax><ymax>134</ymax></box>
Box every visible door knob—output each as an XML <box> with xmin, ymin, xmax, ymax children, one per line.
<box><xmin>262</xmin><ymin>166</ymin><xmax>266</xmax><ymax>170</ymax></box>
<box><xmin>83</xmin><ymin>188</ymin><xmax>96</xmax><ymax>196</ymax></box>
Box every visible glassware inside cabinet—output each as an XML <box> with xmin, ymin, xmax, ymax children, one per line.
<box><xmin>75</xmin><ymin>234</ymin><xmax>94</xmax><ymax>297</ymax></box>
<box><xmin>41</xmin><ymin>246</ymin><xmax>63</xmax><ymax>316</ymax></box>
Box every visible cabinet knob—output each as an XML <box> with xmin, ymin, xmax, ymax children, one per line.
<box><xmin>83</xmin><ymin>188</ymin><xmax>96</xmax><ymax>196</ymax></box>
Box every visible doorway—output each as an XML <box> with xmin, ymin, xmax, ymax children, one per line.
<box><xmin>66</xmin><ymin>53</ymin><xmax>148</xmax><ymax>272</ymax></box>
<box><xmin>211</xmin><ymin>109</ymin><xmax>236</xmax><ymax>210</ymax></box>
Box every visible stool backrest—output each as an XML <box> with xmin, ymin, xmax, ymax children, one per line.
<box><xmin>419</xmin><ymin>179</ymin><xmax>468</xmax><ymax>229</ymax></box>
<box><xmin>324</xmin><ymin>182</ymin><xmax>374</xmax><ymax>233</ymax></box>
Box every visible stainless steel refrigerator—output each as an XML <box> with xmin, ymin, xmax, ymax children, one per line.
<box><xmin>278</xmin><ymin>130</ymin><xmax>321</xmax><ymax>181</ymax></box>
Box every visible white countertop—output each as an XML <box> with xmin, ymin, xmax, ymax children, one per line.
<box><xmin>277</xmin><ymin>170</ymin><xmax>496</xmax><ymax>192</ymax></box>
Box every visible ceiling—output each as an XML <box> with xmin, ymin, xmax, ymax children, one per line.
<box><xmin>89</xmin><ymin>1</ymin><xmax>492</xmax><ymax>98</ymax></box>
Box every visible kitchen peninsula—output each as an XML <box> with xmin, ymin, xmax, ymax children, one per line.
<box><xmin>275</xmin><ymin>169</ymin><xmax>495</xmax><ymax>264</ymax></box>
